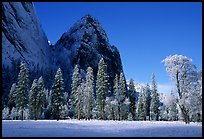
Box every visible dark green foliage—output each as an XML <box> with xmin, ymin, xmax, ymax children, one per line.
<box><xmin>128</xmin><ymin>78</ymin><xmax>136</xmax><ymax>120</ymax></box>
<box><xmin>70</xmin><ymin>65</ymin><xmax>82</xmax><ymax>119</ymax></box>
<box><xmin>8</xmin><ymin>83</ymin><xmax>17</xmax><ymax>110</ymax></box>
<box><xmin>96</xmin><ymin>58</ymin><xmax>109</xmax><ymax>120</ymax></box>
<box><xmin>29</xmin><ymin>79</ymin><xmax>38</xmax><ymax>120</ymax></box>
<box><xmin>51</xmin><ymin>68</ymin><xmax>64</xmax><ymax>121</ymax></box>
<box><xmin>150</xmin><ymin>73</ymin><xmax>160</xmax><ymax>121</ymax></box>
<box><xmin>15</xmin><ymin>62</ymin><xmax>29</xmax><ymax>120</ymax></box>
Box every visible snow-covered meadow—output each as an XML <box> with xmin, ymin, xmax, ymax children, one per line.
<box><xmin>2</xmin><ymin>120</ymin><xmax>202</xmax><ymax>137</ymax></box>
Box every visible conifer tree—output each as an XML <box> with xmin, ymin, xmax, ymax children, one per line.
<box><xmin>128</xmin><ymin>78</ymin><xmax>136</xmax><ymax>120</ymax></box>
<box><xmin>2</xmin><ymin>107</ymin><xmax>10</xmax><ymax>120</ymax></box>
<box><xmin>75</xmin><ymin>80</ymin><xmax>85</xmax><ymax>120</ymax></box>
<box><xmin>150</xmin><ymin>73</ymin><xmax>160</xmax><ymax>121</ymax></box>
<box><xmin>138</xmin><ymin>88</ymin><xmax>146</xmax><ymax>120</ymax></box>
<box><xmin>116</xmin><ymin>72</ymin><xmax>127</xmax><ymax>120</ymax></box>
<box><xmin>113</xmin><ymin>74</ymin><xmax>119</xmax><ymax>96</ymax></box>
<box><xmin>29</xmin><ymin>79</ymin><xmax>38</xmax><ymax>120</ymax></box>
<box><xmin>37</xmin><ymin>76</ymin><xmax>46</xmax><ymax>119</ymax></box>
<box><xmin>96</xmin><ymin>58</ymin><xmax>109</xmax><ymax>120</ymax></box>
<box><xmin>113</xmin><ymin>74</ymin><xmax>119</xmax><ymax>120</ymax></box>
<box><xmin>70</xmin><ymin>65</ymin><xmax>82</xmax><ymax>119</ymax></box>
<box><xmin>168</xmin><ymin>91</ymin><xmax>178</xmax><ymax>121</ymax></box>
<box><xmin>15</xmin><ymin>62</ymin><xmax>29</xmax><ymax>120</ymax></box>
<box><xmin>121</xmin><ymin>97</ymin><xmax>131</xmax><ymax>120</ymax></box>
<box><xmin>144</xmin><ymin>83</ymin><xmax>151</xmax><ymax>120</ymax></box>
<box><xmin>8</xmin><ymin>83</ymin><xmax>17</xmax><ymax>110</ymax></box>
<box><xmin>10</xmin><ymin>107</ymin><xmax>18</xmax><ymax>120</ymax></box>
<box><xmin>51</xmin><ymin>68</ymin><xmax>64</xmax><ymax>121</ymax></box>
<box><xmin>84</xmin><ymin>67</ymin><xmax>94</xmax><ymax>119</ymax></box>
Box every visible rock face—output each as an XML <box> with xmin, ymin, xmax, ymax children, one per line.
<box><xmin>2</xmin><ymin>2</ymin><xmax>52</xmax><ymax>69</ymax></box>
<box><xmin>55</xmin><ymin>14</ymin><xmax>123</xmax><ymax>92</ymax></box>
<box><xmin>2</xmin><ymin>3</ymin><xmax>124</xmax><ymax>103</ymax></box>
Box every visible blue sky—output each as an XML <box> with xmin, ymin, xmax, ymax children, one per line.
<box><xmin>34</xmin><ymin>2</ymin><xmax>202</xmax><ymax>93</ymax></box>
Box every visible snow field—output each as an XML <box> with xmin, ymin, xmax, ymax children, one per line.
<box><xmin>2</xmin><ymin>120</ymin><xmax>202</xmax><ymax>137</ymax></box>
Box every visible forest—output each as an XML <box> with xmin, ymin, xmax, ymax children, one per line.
<box><xmin>2</xmin><ymin>54</ymin><xmax>202</xmax><ymax>124</ymax></box>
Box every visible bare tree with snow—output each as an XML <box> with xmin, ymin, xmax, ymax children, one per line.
<box><xmin>162</xmin><ymin>54</ymin><xmax>200</xmax><ymax>124</ymax></box>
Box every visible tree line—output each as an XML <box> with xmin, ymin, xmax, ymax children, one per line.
<box><xmin>2</xmin><ymin>55</ymin><xmax>202</xmax><ymax>124</ymax></box>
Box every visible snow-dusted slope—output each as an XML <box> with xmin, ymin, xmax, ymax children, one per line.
<box><xmin>2</xmin><ymin>120</ymin><xmax>202</xmax><ymax>137</ymax></box>
<box><xmin>2</xmin><ymin>2</ymin><xmax>52</xmax><ymax>69</ymax></box>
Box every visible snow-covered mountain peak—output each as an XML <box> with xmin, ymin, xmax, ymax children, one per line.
<box><xmin>54</xmin><ymin>14</ymin><xmax>123</xmax><ymax>93</ymax></box>
<box><xmin>56</xmin><ymin>14</ymin><xmax>109</xmax><ymax>50</ymax></box>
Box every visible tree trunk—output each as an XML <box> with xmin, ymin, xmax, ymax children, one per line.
<box><xmin>179</xmin><ymin>104</ymin><xmax>190</xmax><ymax>124</ymax></box>
<box><xmin>77</xmin><ymin>102</ymin><xmax>80</xmax><ymax>120</ymax></box>
<box><xmin>21</xmin><ymin>109</ymin><xmax>23</xmax><ymax>120</ymax></box>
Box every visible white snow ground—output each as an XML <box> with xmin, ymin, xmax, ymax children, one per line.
<box><xmin>2</xmin><ymin>120</ymin><xmax>202</xmax><ymax>137</ymax></box>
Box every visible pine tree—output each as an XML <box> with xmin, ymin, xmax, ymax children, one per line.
<box><xmin>168</xmin><ymin>91</ymin><xmax>178</xmax><ymax>121</ymax></box>
<box><xmin>138</xmin><ymin>88</ymin><xmax>146</xmax><ymax>120</ymax></box>
<box><xmin>8</xmin><ymin>83</ymin><xmax>17</xmax><ymax>110</ymax></box>
<box><xmin>10</xmin><ymin>107</ymin><xmax>18</xmax><ymax>120</ymax></box>
<box><xmin>2</xmin><ymin>107</ymin><xmax>10</xmax><ymax>120</ymax></box>
<box><xmin>128</xmin><ymin>78</ymin><xmax>136</xmax><ymax>120</ymax></box>
<box><xmin>29</xmin><ymin>79</ymin><xmax>39</xmax><ymax>120</ymax></box>
<box><xmin>128</xmin><ymin>113</ymin><xmax>133</xmax><ymax>121</ymax></box>
<box><xmin>15</xmin><ymin>62</ymin><xmax>29</xmax><ymax>120</ymax></box>
<box><xmin>121</xmin><ymin>98</ymin><xmax>131</xmax><ymax>120</ymax></box>
<box><xmin>84</xmin><ymin>67</ymin><xmax>95</xmax><ymax>119</ymax></box>
<box><xmin>96</xmin><ymin>58</ymin><xmax>109</xmax><ymax>120</ymax></box>
<box><xmin>105</xmin><ymin>96</ymin><xmax>115</xmax><ymax>120</ymax></box>
<box><xmin>75</xmin><ymin>80</ymin><xmax>85</xmax><ymax>120</ymax></box>
<box><xmin>60</xmin><ymin>105</ymin><xmax>69</xmax><ymax>119</ymax></box>
<box><xmin>144</xmin><ymin>83</ymin><xmax>151</xmax><ymax>120</ymax></box>
<box><xmin>51</xmin><ymin>68</ymin><xmax>64</xmax><ymax>121</ymax></box>
<box><xmin>37</xmin><ymin>76</ymin><xmax>46</xmax><ymax>119</ymax></box>
<box><xmin>70</xmin><ymin>65</ymin><xmax>82</xmax><ymax>119</ymax></box>
<box><xmin>113</xmin><ymin>74</ymin><xmax>119</xmax><ymax>96</ymax></box>
<box><xmin>92</xmin><ymin>100</ymin><xmax>100</xmax><ymax>119</ymax></box>
<box><xmin>150</xmin><ymin>73</ymin><xmax>160</xmax><ymax>121</ymax></box>
<box><xmin>116</xmin><ymin>72</ymin><xmax>127</xmax><ymax>120</ymax></box>
<box><xmin>113</xmin><ymin>74</ymin><xmax>119</xmax><ymax>120</ymax></box>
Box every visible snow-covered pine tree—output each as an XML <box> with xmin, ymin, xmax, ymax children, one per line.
<box><xmin>70</xmin><ymin>65</ymin><xmax>82</xmax><ymax>119</ymax></box>
<box><xmin>10</xmin><ymin>107</ymin><xmax>18</xmax><ymax>120</ymax></box>
<box><xmin>113</xmin><ymin>74</ymin><xmax>119</xmax><ymax>96</ymax></box>
<box><xmin>44</xmin><ymin>89</ymin><xmax>52</xmax><ymax>119</ymax></box>
<box><xmin>168</xmin><ymin>91</ymin><xmax>178</xmax><ymax>121</ymax></box>
<box><xmin>29</xmin><ymin>79</ymin><xmax>38</xmax><ymax>120</ymax></box>
<box><xmin>2</xmin><ymin>107</ymin><xmax>10</xmax><ymax>120</ymax></box>
<box><xmin>15</xmin><ymin>62</ymin><xmax>29</xmax><ymax>120</ymax></box>
<box><xmin>117</xmin><ymin>72</ymin><xmax>127</xmax><ymax>120</ymax></box>
<box><xmin>96</xmin><ymin>58</ymin><xmax>109</xmax><ymax>120</ymax></box>
<box><xmin>105</xmin><ymin>96</ymin><xmax>115</xmax><ymax>120</ymax></box>
<box><xmin>8</xmin><ymin>83</ymin><xmax>17</xmax><ymax>110</ymax></box>
<box><xmin>51</xmin><ymin>68</ymin><xmax>64</xmax><ymax>121</ymax></box>
<box><xmin>84</xmin><ymin>67</ymin><xmax>95</xmax><ymax>120</ymax></box>
<box><xmin>113</xmin><ymin>74</ymin><xmax>119</xmax><ymax>120</ymax></box>
<box><xmin>60</xmin><ymin>105</ymin><xmax>69</xmax><ymax>119</ymax></box>
<box><xmin>75</xmin><ymin>80</ymin><xmax>85</xmax><ymax>120</ymax></box>
<box><xmin>37</xmin><ymin>76</ymin><xmax>46</xmax><ymax>119</ymax></box>
<box><xmin>138</xmin><ymin>87</ymin><xmax>146</xmax><ymax>120</ymax></box>
<box><xmin>128</xmin><ymin>78</ymin><xmax>136</xmax><ymax>120</ymax></box>
<box><xmin>150</xmin><ymin>73</ymin><xmax>160</xmax><ymax>121</ymax></box>
<box><xmin>144</xmin><ymin>83</ymin><xmax>151</xmax><ymax>120</ymax></box>
<box><xmin>44</xmin><ymin>89</ymin><xmax>50</xmax><ymax>111</ymax></box>
<box><xmin>121</xmin><ymin>98</ymin><xmax>131</xmax><ymax>120</ymax></box>
<box><xmin>128</xmin><ymin>112</ymin><xmax>133</xmax><ymax>121</ymax></box>
<box><xmin>92</xmin><ymin>100</ymin><xmax>100</xmax><ymax>119</ymax></box>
